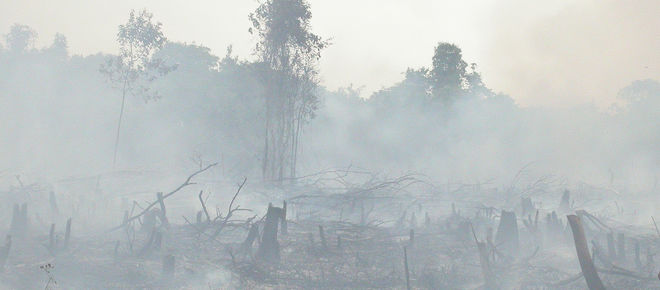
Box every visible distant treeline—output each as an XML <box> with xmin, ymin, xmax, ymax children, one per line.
<box><xmin>0</xmin><ymin>19</ymin><xmax>658</xmax><ymax>187</ymax></box>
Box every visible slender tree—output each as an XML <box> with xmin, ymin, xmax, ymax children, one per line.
<box><xmin>250</xmin><ymin>0</ymin><xmax>328</xmax><ymax>182</ymax></box>
<box><xmin>100</xmin><ymin>9</ymin><xmax>175</xmax><ymax>168</ymax></box>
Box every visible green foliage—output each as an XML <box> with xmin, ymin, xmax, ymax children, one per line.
<box><xmin>5</xmin><ymin>24</ymin><xmax>37</xmax><ymax>53</ymax></box>
<box><xmin>617</xmin><ymin>79</ymin><xmax>660</xmax><ymax>105</ymax></box>
<box><xmin>249</xmin><ymin>0</ymin><xmax>329</xmax><ymax>180</ymax></box>
<box><xmin>372</xmin><ymin>43</ymin><xmax>492</xmax><ymax>110</ymax></box>
<box><xmin>430</xmin><ymin>43</ymin><xmax>468</xmax><ymax>99</ymax></box>
<box><xmin>100</xmin><ymin>9</ymin><xmax>175</xmax><ymax>102</ymax></box>
<box><xmin>250</xmin><ymin>0</ymin><xmax>327</xmax><ymax>68</ymax></box>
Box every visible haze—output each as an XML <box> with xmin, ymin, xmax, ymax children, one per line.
<box><xmin>0</xmin><ymin>0</ymin><xmax>659</xmax><ymax>289</ymax></box>
<box><xmin>2</xmin><ymin>0</ymin><xmax>658</xmax><ymax>107</ymax></box>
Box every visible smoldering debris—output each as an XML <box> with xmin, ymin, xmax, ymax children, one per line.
<box><xmin>0</xmin><ymin>167</ymin><xmax>659</xmax><ymax>289</ymax></box>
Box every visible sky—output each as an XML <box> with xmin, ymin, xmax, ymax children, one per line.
<box><xmin>1</xmin><ymin>0</ymin><xmax>658</xmax><ymax>108</ymax></box>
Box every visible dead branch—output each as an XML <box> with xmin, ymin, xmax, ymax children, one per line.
<box><xmin>109</xmin><ymin>163</ymin><xmax>217</xmax><ymax>232</ymax></box>
<box><xmin>199</xmin><ymin>190</ymin><xmax>211</xmax><ymax>224</ymax></box>
<box><xmin>210</xmin><ymin>177</ymin><xmax>248</xmax><ymax>239</ymax></box>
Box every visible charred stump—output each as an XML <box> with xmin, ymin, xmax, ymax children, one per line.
<box><xmin>559</xmin><ymin>190</ymin><xmax>571</xmax><ymax>213</ymax></box>
<box><xmin>495</xmin><ymin>210</ymin><xmax>519</xmax><ymax>256</ymax></box>
<box><xmin>257</xmin><ymin>203</ymin><xmax>282</xmax><ymax>264</ymax></box>
<box><xmin>0</xmin><ymin>235</ymin><xmax>11</xmax><ymax>270</ymax></box>
<box><xmin>241</xmin><ymin>223</ymin><xmax>259</xmax><ymax>255</ymax></box>
<box><xmin>403</xmin><ymin>246</ymin><xmax>411</xmax><ymax>290</ymax></box>
<box><xmin>617</xmin><ymin>232</ymin><xmax>625</xmax><ymax>263</ymax></box>
<box><xmin>281</xmin><ymin>200</ymin><xmax>288</xmax><ymax>235</ymax></box>
<box><xmin>634</xmin><ymin>239</ymin><xmax>642</xmax><ymax>269</ymax></box>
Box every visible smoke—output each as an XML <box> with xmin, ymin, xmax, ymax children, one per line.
<box><xmin>484</xmin><ymin>0</ymin><xmax>660</xmax><ymax>108</ymax></box>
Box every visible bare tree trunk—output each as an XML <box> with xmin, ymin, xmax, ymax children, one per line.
<box><xmin>403</xmin><ymin>246</ymin><xmax>411</xmax><ymax>290</ymax></box>
<box><xmin>262</xmin><ymin>96</ymin><xmax>270</xmax><ymax>180</ymax></box>
<box><xmin>156</xmin><ymin>192</ymin><xmax>169</xmax><ymax>227</ymax></box>
<box><xmin>281</xmin><ymin>200</ymin><xmax>288</xmax><ymax>235</ymax></box>
<box><xmin>112</xmin><ymin>81</ymin><xmax>128</xmax><ymax>169</ymax></box>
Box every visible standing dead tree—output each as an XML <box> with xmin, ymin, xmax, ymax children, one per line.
<box><xmin>403</xmin><ymin>246</ymin><xmax>411</xmax><ymax>290</ymax></box>
<box><xmin>567</xmin><ymin>214</ymin><xmax>605</xmax><ymax>290</ymax></box>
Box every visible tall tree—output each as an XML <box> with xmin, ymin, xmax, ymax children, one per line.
<box><xmin>250</xmin><ymin>0</ymin><xmax>328</xmax><ymax>182</ymax></box>
<box><xmin>430</xmin><ymin>43</ymin><xmax>468</xmax><ymax>103</ymax></box>
<box><xmin>100</xmin><ymin>9</ymin><xmax>175</xmax><ymax>168</ymax></box>
<box><xmin>5</xmin><ymin>24</ymin><xmax>37</xmax><ymax>53</ymax></box>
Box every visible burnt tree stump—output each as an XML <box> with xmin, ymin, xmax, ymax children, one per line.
<box><xmin>559</xmin><ymin>190</ymin><xmax>571</xmax><ymax>213</ymax></box>
<box><xmin>495</xmin><ymin>210</ymin><xmax>519</xmax><ymax>256</ymax></box>
<box><xmin>0</xmin><ymin>235</ymin><xmax>11</xmax><ymax>270</ymax></box>
<box><xmin>241</xmin><ymin>223</ymin><xmax>259</xmax><ymax>255</ymax></box>
<box><xmin>257</xmin><ymin>203</ymin><xmax>282</xmax><ymax>263</ymax></box>
<box><xmin>281</xmin><ymin>200</ymin><xmax>288</xmax><ymax>235</ymax></box>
